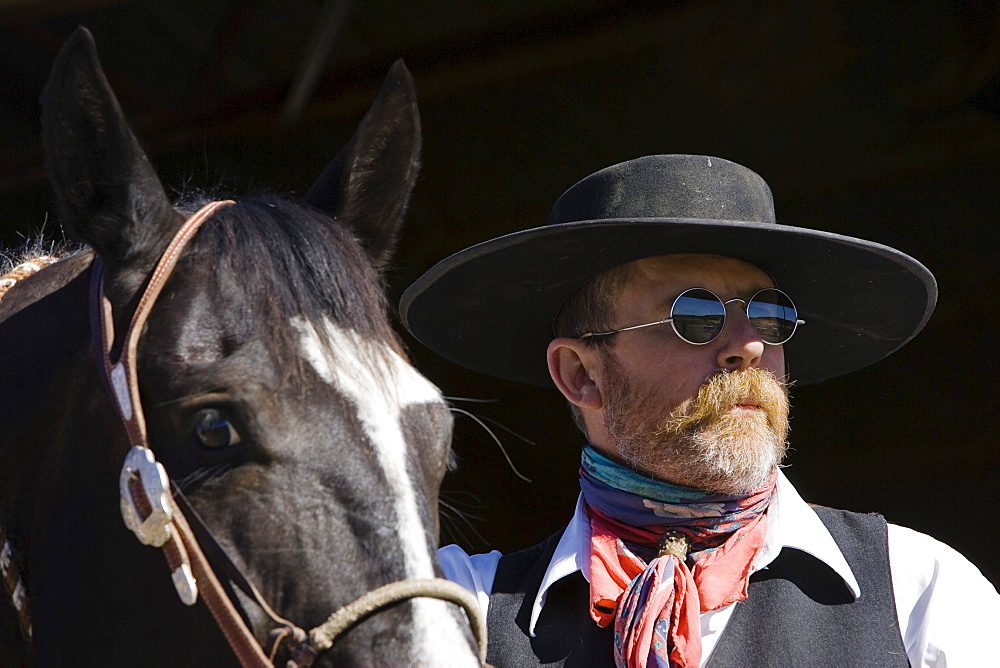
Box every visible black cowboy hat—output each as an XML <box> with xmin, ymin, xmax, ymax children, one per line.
<box><xmin>400</xmin><ymin>155</ymin><xmax>936</xmax><ymax>387</ymax></box>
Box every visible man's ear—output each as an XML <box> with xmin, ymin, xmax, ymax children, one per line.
<box><xmin>547</xmin><ymin>338</ymin><xmax>604</xmax><ymax>410</ymax></box>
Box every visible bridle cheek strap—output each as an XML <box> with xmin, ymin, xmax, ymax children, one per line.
<box><xmin>93</xmin><ymin>200</ymin><xmax>235</xmax><ymax>444</ymax></box>
<box><xmin>88</xmin><ymin>200</ymin><xmax>488</xmax><ymax>667</ymax></box>
<box><xmin>89</xmin><ymin>200</ymin><xmax>274</xmax><ymax>666</ymax></box>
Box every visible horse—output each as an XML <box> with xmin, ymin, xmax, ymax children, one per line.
<box><xmin>0</xmin><ymin>27</ymin><xmax>482</xmax><ymax>667</ymax></box>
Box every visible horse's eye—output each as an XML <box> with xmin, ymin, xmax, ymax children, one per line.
<box><xmin>191</xmin><ymin>408</ymin><xmax>242</xmax><ymax>449</ymax></box>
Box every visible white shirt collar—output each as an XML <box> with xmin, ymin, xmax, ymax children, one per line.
<box><xmin>528</xmin><ymin>469</ymin><xmax>861</xmax><ymax>637</ymax></box>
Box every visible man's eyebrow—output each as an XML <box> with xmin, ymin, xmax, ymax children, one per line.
<box><xmin>656</xmin><ymin>294</ymin><xmax>681</xmax><ymax>312</ymax></box>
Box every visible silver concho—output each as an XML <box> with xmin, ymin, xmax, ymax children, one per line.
<box><xmin>119</xmin><ymin>446</ymin><xmax>173</xmax><ymax>547</ymax></box>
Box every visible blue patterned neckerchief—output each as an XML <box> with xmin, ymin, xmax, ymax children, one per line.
<box><xmin>581</xmin><ymin>445</ymin><xmax>772</xmax><ymax>539</ymax></box>
<box><xmin>580</xmin><ymin>445</ymin><xmax>776</xmax><ymax>668</ymax></box>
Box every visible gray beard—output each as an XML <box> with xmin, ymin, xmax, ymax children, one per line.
<box><xmin>613</xmin><ymin>414</ymin><xmax>786</xmax><ymax>495</ymax></box>
<box><xmin>602</xmin><ymin>362</ymin><xmax>788</xmax><ymax>495</ymax></box>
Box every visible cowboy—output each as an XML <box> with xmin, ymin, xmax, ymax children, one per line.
<box><xmin>400</xmin><ymin>155</ymin><xmax>999</xmax><ymax>666</ymax></box>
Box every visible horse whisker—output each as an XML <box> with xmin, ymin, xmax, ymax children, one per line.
<box><xmin>175</xmin><ymin>463</ymin><xmax>234</xmax><ymax>491</ymax></box>
<box><xmin>440</xmin><ymin>509</ymin><xmax>485</xmax><ymax>530</ymax></box>
<box><xmin>442</xmin><ymin>396</ymin><xmax>500</xmax><ymax>404</ymax></box>
<box><xmin>468</xmin><ymin>415</ymin><xmax>536</xmax><ymax>446</ymax></box>
<box><xmin>438</xmin><ymin>498</ymin><xmax>491</xmax><ymax>549</ymax></box>
<box><xmin>448</xmin><ymin>407</ymin><xmax>532</xmax><ymax>483</ymax></box>
<box><xmin>438</xmin><ymin>489</ymin><xmax>486</xmax><ymax>504</ymax></box>
<box><xmin>439</xmin><ymin>515</ymin><xmax>475</xmax><ymax>548</ymax></box>
<box><xmin>438</xmin><ymin>494</ymin><xmax>487</xmax><ymax>523</ymax></box>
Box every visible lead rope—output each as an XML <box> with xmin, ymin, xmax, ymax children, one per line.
<box><xmin>171</xmin><ymin>484</ymin><xmax>488</xmax><ymax>666</ymax></box>
<box><xmin>0</xmin><ymin>257</ymin><xmax>62</xmax><ymax>642</ymax></box>
<box><xmin>91</xmin><ymin>200</ymin><xmax>488</xmax><ymax>666</ymax></box>
<box><xmin>0</xmin><ymin>256</ymin><xmax>60</xmax><ymax>300</ymax></box>
<box><xmin>303</xmin><ymin>579</ymin><xmax>488</xmax><ymax>662</ymax></box>
<box><xmin>0</xmin><ymin>522</ymin><xmax>31</xmax><ymax>640</ymax></box>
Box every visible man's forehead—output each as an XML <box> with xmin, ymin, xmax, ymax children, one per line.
<box><xmin>627</xmin><ymin>253</ymin><xmax>774</xmax><ymax>287</ymax></box>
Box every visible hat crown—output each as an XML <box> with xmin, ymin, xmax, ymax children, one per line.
<box><xmin>549</xmin><ymin>155</ymin><xmax>776</xmax><ymax>225</ymax></box>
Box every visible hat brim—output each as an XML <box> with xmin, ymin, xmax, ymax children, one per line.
<box><xmin>400</xmin><ymin>217</ymin><xmax>937</xmax><ymax>387</ymax></box>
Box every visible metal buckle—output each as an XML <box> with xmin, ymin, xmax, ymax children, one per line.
<box><xmin>119</xmin><ymin>446</ymin><xmax>173</xmax><ymax>547</ymax></box>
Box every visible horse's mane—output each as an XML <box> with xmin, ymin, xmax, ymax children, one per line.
<box><xmin>177</xmin><ymin>193</ymin><xmax>403</xmax><ymax>379</ymax></box>
<box><xmin>0</xmin><ymin>194</ymin><xmax>403</xmax><ymax>382</ymax></box>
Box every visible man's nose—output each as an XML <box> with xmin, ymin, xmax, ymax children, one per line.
<box><xmin>715</xmin><ymin>302</ymin><xmax>765</xmax><ymax>371</ymax></box>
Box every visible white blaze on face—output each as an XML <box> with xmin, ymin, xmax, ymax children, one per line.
<box><xmin>294</xmin><ymin>318</ymin><xmax>474</xmax><ymax>665</ymax></box>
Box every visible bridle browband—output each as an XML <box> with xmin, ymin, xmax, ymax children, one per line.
<box><xmin>87</xmin><ymin>201</ymin><xmax>488</xmax><ymax>666</ymax></box>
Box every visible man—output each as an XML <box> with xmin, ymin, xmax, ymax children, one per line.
<box><xmin>400</xmin><ymin>155</ymin><xmax>999</xmax><ymax>666</ymax></box>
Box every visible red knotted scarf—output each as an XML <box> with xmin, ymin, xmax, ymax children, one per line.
<box><xmin>584</xmin><ymin>470</ymin><xmax>776</xmax><ymax>668</ymax></box>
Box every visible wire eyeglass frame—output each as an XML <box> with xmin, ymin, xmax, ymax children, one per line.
<box><xmin>577</xmin><ymin>287</ymin><xmax>805</xmax><ymax>346</ymax></box>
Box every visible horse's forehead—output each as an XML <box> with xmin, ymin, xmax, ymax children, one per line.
<box><xmin>292</xmin><ymin>316</ymin><xmax>444</xmax><ymax>410</ymax></box>
<box><xmin>292</xmin><ymin>316</ymin><xmax>447</xmax><ymax>584</ymax></box>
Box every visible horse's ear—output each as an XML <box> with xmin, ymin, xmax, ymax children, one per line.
<box><xmin>41</xmin><ymin>27</ymin><xmax>180</xmax><ymax>290</ymax></box>
<box><xmin>303</xmin><ymin>60</ymin><xmax>421</xmax><ymax>270</ymax></box>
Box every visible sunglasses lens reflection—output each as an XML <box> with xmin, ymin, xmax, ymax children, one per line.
<box><xmin>670</xmin><ymin>288</ymin><xmax>799</xmax><ymax>345</ymax></box>
<box><xmin>671</xmin><ymin>288</ymin><xmax>726</xmax><ymax>344</ymax></box>
<box><xmin>748</xmin><ymin>289</ymin><xmax>798</xmax><ymax>344</ymax></box>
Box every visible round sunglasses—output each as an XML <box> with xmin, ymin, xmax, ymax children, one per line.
<box><xmin>578</xmin><ymin>287</ymin><xmax>805</xmax><ymax>345</ymax></box>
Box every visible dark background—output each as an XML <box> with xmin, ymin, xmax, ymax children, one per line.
<box><xmin>1</xmin><ymin>1</ymin><xmax>997</xmax><ymax>586</ymax></box>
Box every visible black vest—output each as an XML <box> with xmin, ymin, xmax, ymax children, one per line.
<box><xmin>486</xmin><ymin>507</ymin><xmax>908</xmax><ymax>667</ymax></box>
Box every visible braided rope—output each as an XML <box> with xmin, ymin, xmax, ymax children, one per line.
<box><xmin>0</xmin><ymin>255</ymin><xmax>60</xmax><ymax>300</ymax></box>
<box><xmin>0</xmin><ymin>254</ymin><xmax>60</xmax><ymax>639</ymax></box>
<box><xmin>304</xmin><ymin>578</ymin><xmax>487</xmax><ymax>665</ymax></box>
<box><xmin>1</xmin><ymin>526</ymin><xmax>31</xmax><ymax>639</ymax></box>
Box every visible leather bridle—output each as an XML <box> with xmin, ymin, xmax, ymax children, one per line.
<box><xmin>89</xmin><ymin>201</ymin><xmax>488</xmax><ymax>666</ymax></box>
